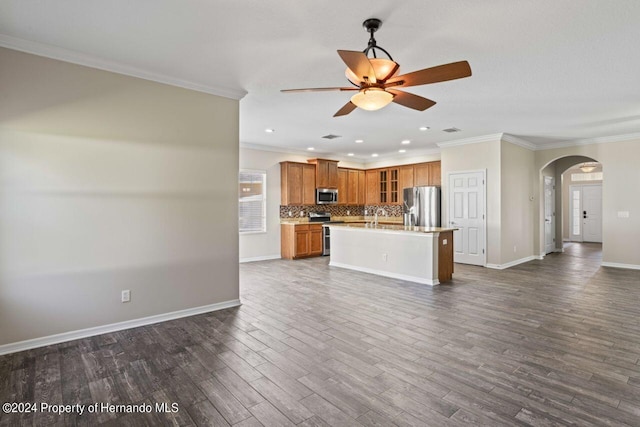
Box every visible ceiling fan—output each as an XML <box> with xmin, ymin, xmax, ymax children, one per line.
<box><xmin>282</xmin><ymin>18</ymin><xmax>472</xmax><ymax>117</ymax></box>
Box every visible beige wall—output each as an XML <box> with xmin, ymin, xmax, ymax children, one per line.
<box><xmin>0</xmin><ymin>48</ymin><xmax>240</xmax><ymax>346</ymax></box>
<box><xmin>239</xmin><ymin>147</ymin><xmax>363</xmax><ymax>261</ymax></box>
<box><xmin>500</xmin><ymin>141</ymin><xmax>535</xmax><ymax>264</ymax></box>
<box><xmin>440</xmin><ymin>138</ymin><xmax>502</xmax><ymax>265</ymax></box>
<box><xmin>534</xmin><ymin>140</ymin><xmax>640</xmax><ymax>266</ymax></box>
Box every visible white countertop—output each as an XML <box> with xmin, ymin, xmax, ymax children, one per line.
<box><xmin>327</xmin><ymin>223</ymin><xmax>456</xmax><ymax>234</ymax></box>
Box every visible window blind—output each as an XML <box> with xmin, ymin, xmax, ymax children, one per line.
<box><xmin>239</xmin><ymin>171</ymin><xmax>266</xmax><ymax>233</ymax></box>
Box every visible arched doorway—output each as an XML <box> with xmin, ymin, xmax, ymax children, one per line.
<box><xmin>538</xmin><ymin>155</ymin><xmax>603</xmax><ymax>260</ymax></box>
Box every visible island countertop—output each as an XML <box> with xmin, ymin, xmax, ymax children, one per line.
<box><xmin>327</xmin><ymin>223</ymin><xmax>457</xmax><ymax>234</ymax></box>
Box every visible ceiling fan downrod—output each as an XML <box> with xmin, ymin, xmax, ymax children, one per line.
<box><xmin>362</xmin><ymin>18</ymin><xmax>393</xmax><ymax>61</ymax></box>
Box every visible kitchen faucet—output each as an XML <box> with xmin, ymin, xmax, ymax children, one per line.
<box><xmin>374</xmin><ymin>207</ymin><xmax>386</xmax><ymax>226</ymax></box>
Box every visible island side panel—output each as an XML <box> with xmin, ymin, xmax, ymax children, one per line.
<box><xmin>329</xmin><ymin>227</ymin><xmax>440</xmax><ymax>285</ymax></box>
<box><xmin>438</xmin><ymin>230</ymin><xmax>454</xmax><ymax>282</ymax></box>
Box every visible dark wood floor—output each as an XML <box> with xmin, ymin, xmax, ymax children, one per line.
<box><xmin>2</xmin><ymin>243</ymin><xmax>640</xmax><ymax>426</ymax></box>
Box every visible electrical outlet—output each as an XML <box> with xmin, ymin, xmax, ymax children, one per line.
<box><xmin>300</xmin><ymin>211</ymin><xmax>304</xmax><ymax>217</ymax></box>
<box><xmin>288</xmin><ymin>210</ymin><xmax>292</xmax><ymax>217</ymax></box>
<box><xmin>382</xmin><ymin>253</ymin><xmax>388</xmax><ymax>262</ymax></box>
<box><xmin>347</xmin><ymin>210</ymin><xmax>350</xmax><ymax>216</ymax></box>
<box><xmin>364</xmin><ymin>209</ymin><xmax>367</xmax><ymax>215</ymax></box>
<box><xmin>513</xmin><ymin>245</ymin><xmax>517</xmax><ymax>253</ymax></box>
<box><xmin>121</xmin><ymin>290</ymin><xmax>131</xmax><ymax>303</ymax></box>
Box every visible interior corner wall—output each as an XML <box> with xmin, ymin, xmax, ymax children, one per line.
<box><xmin>440</xmin><ymin>139</ymin><xmax>502</xmax><ymax>266</ymax></box>
<box><xmin>534</xmin><ymin>140</ymin><xmax>640</xmax><ymax>266</ymax></box>
<box><xmin>500</xmin><ymin>140</ymin><xmax>535</xmax><ymax>264</ymax></box>
<box><xmin>0</xmin><ymin>47</ymin><xmax>240</xmax><ymax>346</ymax></box>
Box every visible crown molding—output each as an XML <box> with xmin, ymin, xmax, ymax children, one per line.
<box><xmin>239</xmin><ymin>142</ymin><xmax>368</xmax><ymax>164</ymax></box>
<box><xmin>0</xmin><ymin>34</ymin><xmax>247</xmax><ymax>100</ymax></box>
<box><xmin>538</xmin><ymin>131</ymin><xmax>640</xmax><ymax>150</ymax></box>
<box><xmin>436</xmin><ymin>133</ymin><xmax>503</xmax><ymax>148</ymax></box>
<box><xmin>501</xmin><ymin>133</ymin><xmax>538</xmax><ymax>150</ymax></box>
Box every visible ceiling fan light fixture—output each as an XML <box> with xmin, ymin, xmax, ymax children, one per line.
<box><xmin>345</xmin><ymin>58</ymin><xmax>399</xmax><ymax>85</ymax></box>
<box><xmin>350</xmin><ymin>88</ymin><xmax>394</xmax><ymax>111</ymax></box>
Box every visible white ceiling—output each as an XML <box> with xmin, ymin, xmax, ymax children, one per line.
<box><xmin>2</xmin><ymin>0</ymin><xmax>640</xmax><ymax>161</ymax></box>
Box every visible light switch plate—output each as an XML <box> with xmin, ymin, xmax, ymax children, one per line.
<box><xmin>618</xmin><ymin>211</ymin><xmax>630</xmax><ymax>218</ymax></box>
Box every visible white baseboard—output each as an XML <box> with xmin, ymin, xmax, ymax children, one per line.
<box><xmin>239</xmin><ymin>255</ymin><xmax>280</xmax><ymax>263</ymax></box>
<box><xmin>0</xmin><ymin>299</ymin><xmax>241</xmax><ymax>356</ymax></box>
<box><xmin>329</xmin><ymin>261</ymin><xmax>439</xmax><ymax>286</ymax></box>
<box><xmin>601</xmin><ymin>262</ymin><xmax>640</xmax><ymax>271</ymax></box>
<box><xmin>487</xmin><ymin>255</ymin><xmax>537</xmax><ymax>270</ymax></box>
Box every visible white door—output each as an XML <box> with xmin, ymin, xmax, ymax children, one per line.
<box><xmin>582</xmin><ymin>185</ymin><xmax>602</xmax><ymax>242</ymax></box>
<box><xmin>569</xmin><ymin>184</ymin><xmax>603</xmax><ymax>243</ymax></box>
<box><xmin>448</xmin><ymin>171</ymin><xmax>486</xmax><ymax>266</ymax></box>
<box><xmin>544</xmin><ymin>176</ymin><xmax>556</xmax><ymax>254</ymax></box>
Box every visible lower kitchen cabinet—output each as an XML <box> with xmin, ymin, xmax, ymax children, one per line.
<box><xmin>281</xmin><ymin>223</ymin><xmax>323</xmax><ymax>259</ymax></box>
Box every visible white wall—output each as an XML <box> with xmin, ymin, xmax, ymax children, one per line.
<box><xmin>0</xmin><ymin>48</ymin><xmax>240</xmax><ymax>346</ymax></box>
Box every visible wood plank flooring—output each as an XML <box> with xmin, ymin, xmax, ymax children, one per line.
<box><xmin>2</xmin><ymin>243</ymin><xmax>640</xmax><ymax>426</ymax></box>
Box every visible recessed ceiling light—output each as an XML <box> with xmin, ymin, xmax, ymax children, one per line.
<box><xmin>307</xmin><ymin>147</ymin><xmax>315</xmax><ymax>151</ymax></box>
<box><xmin>347</xmin><ymin>153</ymin><xmax>354</xmax><ymax>156</ymax></box>
<box><xmin>371</xmin><ymin>153</ymin><xmax>379</xmax><ymax>157</ymax></box>
<box><xmin>265</xmin><ymin>128</ymin><xmax>275</xmax><ymax>133</ymax></box>
<box><xmin>398</xmin><ymin>149</ymin><xmax>406</xmax><ymax>153</ymax></box>
<box><xmin>355</xmin><ymin>139</ymin><xmax>364</xmax><ymax>143</ymax></box>
<box><xmin>419</xmin><ymin>126</ymin><xmax>430</xmax><ymax>131</ymax></box>
<box><xmin>401</xmin><ymin>140</ymin><xmax>411</xmax><ymax>145</ymax></box>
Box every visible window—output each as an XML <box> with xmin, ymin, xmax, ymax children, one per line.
<box><xmin>239</xmin><ymin>170</ymin><xmax>266</xmax><ymax>233</ymax></box>
<box><xmin>571</xmin><ymin>172</ymin><xmax>603</xmax><ymax>181</ymax></box>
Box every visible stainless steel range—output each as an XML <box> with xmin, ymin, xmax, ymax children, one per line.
<box><xmin>309</xmin><ymin>212</ymin><xmax>344</xmax><ymax>256</ymax></box>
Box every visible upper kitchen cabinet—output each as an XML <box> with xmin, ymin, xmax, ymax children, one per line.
<box><xmin>337</xmin><ymin>168</ymin><xmax>348</xmax><ymax>205</ymax></box>
<box><xmin>414</xmin><ymin>161</ymin><xmax>441</xmax><ymax>186</ymax></box>
<box><xmin>365</xmin><ymin>170</ymin><xmax>379</xmax><ymax>204</ymax></box>
<box><xmin>308</xmin><ymin>159</ymin><xmax>338</xmax><ymax>189</ymax></box>
<box><xmin>280</xmin><ymin>161</ymin><xmax>316</xmax><ymax>205</ymax></box>
<box><xmin>378</xmin><ymin>168</ymin><xmax>400</xmax><ymax>204</ymax></box>
<box><xmin>341</xmin><ymin>168</ymin><xmax>366</xmax><ymax>205</ymax></box>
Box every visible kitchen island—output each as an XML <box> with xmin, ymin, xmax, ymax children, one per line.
<box><xmin>328</xmin><ymin>223</ymin><xmax>456</xmax><ymax>285</ymax></box>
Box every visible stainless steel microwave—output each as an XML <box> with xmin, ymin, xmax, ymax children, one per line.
<box><xmin>316</xmin><ymin>188</ymin><xmax>338</xmax><ymax>204</ymax></box>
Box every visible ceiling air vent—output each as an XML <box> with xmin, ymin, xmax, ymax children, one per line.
<box><xmin>442</xmin><ymin>127</ymin><xmax>461</xmax><ymax>133</ymax></box>
<box><xmin>321</xmin><ymin>134</ymin><xmax>341</xmax><ymax>140</ymax></box>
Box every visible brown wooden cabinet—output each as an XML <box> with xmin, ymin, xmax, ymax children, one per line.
<box><xmin>429</xmin><ymin>161</ymin><xmax>441</xmax><ymax>186</ymax></box>
<box><xmin>357</xmin><ymin>170</ymin><xmax>366</xmax><ymax>204</ymax></box>
<box><xmin>414</xmin><ymin>161</ymin><xmax>441</xmax><ymax>186</ymax></box>
<box><xmin>337</xmin><ymin>168</ymin><xmax>348</xmax><ymax>205</ymax></box>
<box><xmin>365</xmin><ymin>170</ymin><xmax>379</xmax><ymax>204</ymax></box>
<box><xmin>398</xmin><ymin>165</ymin><xmax>414</xmax><ymax>205</ymax></box>
<box><xmin>281</xmin><ymin>223</ymin><xmax>323</xmax><ymax>259</ymax></box>
<box><xmin>308</xmin><ymin>159</ymin><xmax>338</xmax><ymax>189</ymax></box>
<box><xmin>280</xmin><ymin>162</ymin><xmax>316</xmax><ymax>206</ymax></box>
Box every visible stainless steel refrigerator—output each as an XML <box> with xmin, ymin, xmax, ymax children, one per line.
<box><xmin>403</xmin><ymin>186</ymin><xmax>441</xmax><ymax>227</ymax></box>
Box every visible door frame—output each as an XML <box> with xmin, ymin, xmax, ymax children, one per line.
<box><xmin>544</xmin><ymin>176</ymin><xmax>556</xmax><ymax>254</ymax></box>
<box><xmin>447</xmin><ymin>169</ymin><xmax>487</xmax><ymax>267</ymax></box>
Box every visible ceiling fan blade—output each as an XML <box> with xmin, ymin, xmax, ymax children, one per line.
<box><xmin>387</xmin><ymin>89</ymin><xmax>436</xmax><ymax>111</ymax></box>
<box><xmin>337</xmin><ymin>50</ymin><xmax>377</xmax><ymax>84</ymax></box>
<box><xmin>386</xmin><ymin>61</ymin><xmax>471</xmax><ymax>87</ymax></box>
<box><xmin>334</xmin><ymin>101</ymin><xmax>357</xmax><ymax>117</ymax></box>
<box><xmin>281</xmin><ymin>87</ymin><xmax>359</xmax><ymax>93</ymax></box>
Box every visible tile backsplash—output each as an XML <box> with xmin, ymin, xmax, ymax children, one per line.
<box><xmin>280</xmin><ymin>204</ymin><xmax>403</xmax><ymax>219</ymax></box>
